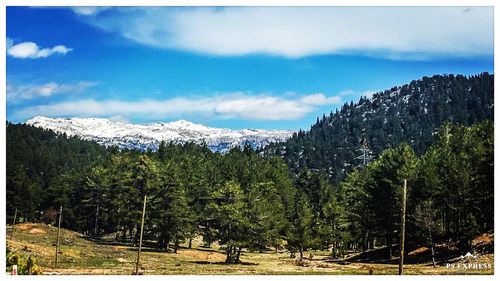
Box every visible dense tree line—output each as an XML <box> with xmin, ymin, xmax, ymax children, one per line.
<box><xmin>341</xmin><ymin>120</ymin><xmax>493</xmax><ymax>259</ymax></box>
<box><xmin>6</xmin><ymin>122</ymin><xmax>111</xmax><ymax>223</ymax></box>
<box><xmin>7</xmin><ymin>119</ymin><xmax>493</xmax><ymax>262</ymax></box>
<box><xmin>264</xmin><ymin>73</ymin><xmax>494</xmax><ymax>185</ymax></box>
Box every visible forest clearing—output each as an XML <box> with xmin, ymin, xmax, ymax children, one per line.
<box><xmin>6</xmin><ymin>223</ymin><xmax>493</xmax><ymax>275</ymax></box>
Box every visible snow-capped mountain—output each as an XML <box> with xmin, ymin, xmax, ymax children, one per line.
<box><xmin>26</xmin><ymin>116</ymin><xmax>295</xmax><ymax>153</ymax></box>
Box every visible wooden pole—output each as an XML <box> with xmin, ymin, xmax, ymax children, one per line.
<box><xmin>27</xmin><ymin>255</ymin><xmax>33</xmax><ymax>275</ymax></box>
<box><xmin>135</xmin><ymin>195</ymin><xmax>147</xmax><ymax>275</ymax></box>
<box><xmin>55</xmin><ymin>206</ymin><xmax>63</xmax><ymax>268</ymax></box>
<box><xmin>10</xmin><ymin>209</ymin><xmax>18</xmax><ymax>240</ymax></box>
<box><xmin>399</xmin><ymin>179</ymin><xmax>407</xmax><ymax>275</ymax></box>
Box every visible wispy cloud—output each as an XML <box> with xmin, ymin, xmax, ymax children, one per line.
<box><xmin>7</xmin><ymin>38</ymin><xmax>72</xmax><ymax>59</ymax></box>
<box><xmin>71</xmin><ymin>7</ymin><xmax>111</xmax><ymax>16</ymax></box>
<box><xmin>14</xmin><ymin>92</ymin><xmax>341</xmax><ymax>121</ymax></box>
<box><xmin>73</xmin><ymin>7</ymin><xmax>492</xmax><ymax>60</ymax></box>
<box><xmin>300</xmin><ymin>93</ymin><xmax>341</xmax><ymax>106</ymax></box>
<box><xmin>7</xmin><ymin>81</ymin><xmax>98</xmax><ymax>101</ymax></box>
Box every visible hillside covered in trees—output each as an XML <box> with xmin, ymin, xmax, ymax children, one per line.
<box><xmin>263</xmin><ymin>73</ymin><xmax>493</xmax><ymax>184</ymax></box>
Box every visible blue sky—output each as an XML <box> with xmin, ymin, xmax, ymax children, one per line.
<box><xmin>6</xmin><ymin>6</ymin><xmax>493</xmax><ymax>130</ymax></box>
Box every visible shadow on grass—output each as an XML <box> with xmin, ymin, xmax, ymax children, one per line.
<box><xmin>346</xmin><ymin>244</ymin><xmax>465</xmax><ymax>265</ymax></box>
<box><xmin>85</xmin><ymin>237</ymin><xmax>230</xmax><ymax>257</ymax></box>
<box><xmin>191</xmin><ymin>261</ymin><xmax>258</xmax><ymax>266</ymax></box>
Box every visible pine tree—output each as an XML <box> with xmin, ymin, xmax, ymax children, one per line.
<box><xmin>365</xmin><ymin>143</ymin><xmax>418</xmax><ymax>258</ymax></box>
<box><xmin>149</xmin><ymin>161</ymin><xmax>190</xmax><ymax>252</ymax></box>
<box><xmin>207</xmin><ymin>180</ymin><xmax>248</xmax><ymax>263</ymax></box>
<box><xmin>287</xmin><ymin>190</ymin><xmax>314</xmax><ymax>259</ymax></box>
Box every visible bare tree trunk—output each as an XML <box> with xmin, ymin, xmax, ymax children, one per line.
<box><xmin>364</xmin><ymin>234</ymin><xmax>369</xmax><ymax>251</ymax></box>
<box><xmin>165</xmin><ymin>239</ymin><xmax>170</xmax><ymax>252</ymax></box>
<box><xmin>134</xmin><ymin>223</ymin><xmax>141</xmax><ymax>245</ymax></box>
<box><xmin>430</xmin><ymin>243</ymin><xmax>436</xmax><ymax>267</ymax></box>
<box><xmin>225</xmin><ymin>247</ymin><xmax>232</xmax><ymax>263</ymax></box>
<box><xmin>129</xmin><ymin>227</ymin><xmax>134</xmax><ymax>243</ymax></box>
<box><xmin>174</xmin><ymin>240</ymin><xmax>179</xmax><ymax>253</ymax></box>
<box><xmin>386</xmin><ymin>230</ymin><xmax>392</xmax><ymax>258</ymax></box>
<box><xmin>135</xmin><ymin>195</ymin><xmax>147</xmax><ymax>275</ymax></box>
<box><xmin>122</xmin><ymin>226</ymin><xmax>127</xmax><ymax>242</ymax></box>
<box><xmin>428</xmin><ymin>228</ymin><xmax>436</xmax><ymax>267</ymax></box>
<box><xmin>114</xmin><ymin>226</ymin><xmax>120</xmax><ymax>241</ymax></box>
<box><xmin>399</xmin><ymin>179</ymin><xmax>407</xmax><ymax>275</ymax></box>
<box><xmin>188</xmin><ymin>238</ymin><xmax>192</xmax><ymax>249</ymax></box>
<box><xmin>94</xmin><ymin>203</ymin><xmax>100</xmax><ymax>237</ymax></box>
<box><xmin>11</xmin><ymin>209</ymin><xmax>18</xmax><ymax>240</ymax></box>
<box><xmin>235</xmin><ymin>246</ymin><xmax>242</xmax><ymax>263</ymax></box>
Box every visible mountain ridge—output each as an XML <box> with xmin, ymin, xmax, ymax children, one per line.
<box><xmin>25</xmin><ymin>116</ymin><xmax>294</xmax><ymax>153</ymax></box>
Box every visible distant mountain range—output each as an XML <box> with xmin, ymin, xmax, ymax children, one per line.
<box><xmin>26</xmin><ymin>116</ymin><xmax>294</xmax><ymax>153</ymax></box>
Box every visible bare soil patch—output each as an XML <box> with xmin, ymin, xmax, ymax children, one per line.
<box><xmin>17</xmin><ymin>223</ymin><xmax>47</xmax><ymax>234</ymax></box>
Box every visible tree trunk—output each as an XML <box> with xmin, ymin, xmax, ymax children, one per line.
<box><xmin>235</xmin><ymin>246</ymin><xmax>242</xmax><ymax>263</ymax></box>
<box><xmin>134</xmin><ymin>223</ymin><xmax>141</xmax><ymax>245</ymax></box>
<box><xmin>129</xmin><ymin>226</ymin><xmax>134</xmax><ymax>243</ymax></box>
<box><xmin>174</xmin><ymin>240</ymin><xmax>179</xmax><ymax>253</ymax></box>
<box><xmin>332</xmin><ymin>242</ymin><xmax>337</xmax><ymax>259</ymax></box>
<box><xmin>386</xmin><ymin>230</ymin><xmax>393</xmax><ymax>258</ymax></box>
<box><xmin>188</xmin><ymin>238</ymin><xmax>192</xmax><ymax>249</ymax></box>
<box><xmin>225</xmin><ymin>247</ymin><xmax>232</xmax><ymax>263</ymax></box>
<box><xmin>364</xmin><ymin>236</ymin><xmax>369</xmax><ymax>252</ymax></box>
<box><xmin>428</xmin><ymin>228</ymin><xmax>436</xmax><ymax>267</ymax></box>
<box><xmin>430</xmin><ymin>243</ymin><xmax>436</xmax><ymax>267</ymax></box>
<box><xmin>122</xmin><ymin>226</ymin><xmax>127</xmax><ymax>242</ymax></box>
<box><xmin>299</xmin><ymin>246</ymin><xmax>304</xmax><ymax>260</ymax></box>
<box><xmin>165</xmin><ymin>239</ymin><xmax>170</xmax><ymax>252</ymax></box>
<box><xmin>445</xmin><ymin>206</ymin><xmax>450</xmax><ymax>238</ymax></box>
<box><xmin>114</xmin><ymin>222</ymin><xmax>121</xmax><ymax>241</ymax></box>
<box><xmin>94</xmin><ymin>202</ymin><xmax>100</xmax><ymax>237</ymax></box>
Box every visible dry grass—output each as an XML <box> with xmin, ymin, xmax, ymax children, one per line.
<box><xmin>6</xmin><ymin>223</ymin><xmax>494</xmax><ymax>275</ymax></box>
<box><xmin>17</xmin><ymin>223</ymin><xmax>47</xmax><ymax>234</ymax></box>
<box><xmin>472</xmin><ymin>233</ymin><xmax>494</xmax><ymax>247</ymax></box>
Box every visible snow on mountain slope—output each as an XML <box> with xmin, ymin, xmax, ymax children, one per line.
<box><xmin>25</xmin><ymin>116</ymin><xmax>294</xmax><ymax>153</ymax></box>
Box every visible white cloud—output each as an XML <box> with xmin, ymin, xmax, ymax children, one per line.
<box><xmin>7</xmin><ymin>81</ymin><xmax>98</xmax><ymax>101</ymax></box>
<box><xmin>76</xmin><ymin>7</ymin><xmax>492</xmax><ymax>59</ymax></box>
<box><xmin>14</xmin><ymin>92</ymin><xmax>341</xmax><ymax>121</ymax></box>
<box><xmin>71</xmin><ymin>7</ymin><xmax>111</xmax><ymax>16</ymax></box>
<box><xmin>7</xmin><ymin>38</ymin><xmax>72</xmax><ymax>59</ymax></box>
<box><xmin>300</xmin><ymin>93</ymin><xmax>341</xmax><ymax>106</ymax></box>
